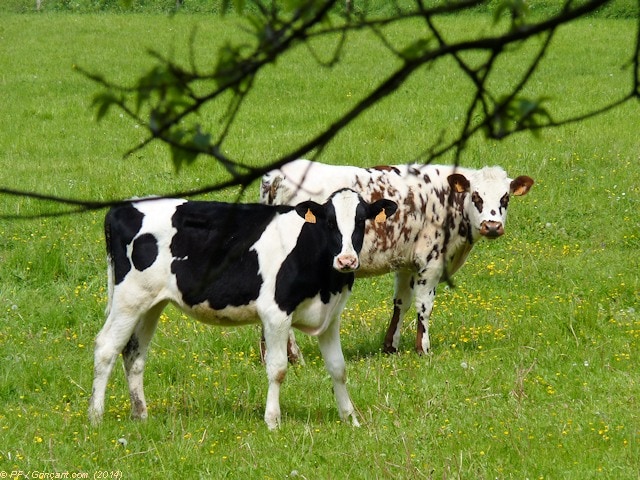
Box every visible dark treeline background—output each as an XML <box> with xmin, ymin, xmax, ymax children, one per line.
<box><xmin>2</xmin><ymin>0</ymin><xmax>638</xmax><ymax>18</ymax></box>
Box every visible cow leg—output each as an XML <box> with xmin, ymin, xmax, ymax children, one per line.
<box><xmin>382</xmin><ymin>271</ymin><xmax>415</xmax><ymax>353</ymax></box>
<box><xmin>413</xmin><ymin>276</ymin><xmax>439</xmax><ymax>355</ymax></box>
<box><xmin>317</xmin><ymin>318</ymin><xmax>360</xmax><ymax>427</ymax></box>
<box><xmin>262</xmin><ymin>317</ymin><xmax>291</xmax><ymax>430</ymax></box>
<box><xmin>286</xmin><ymin>330</ymin><xmax>304</xmax><ymax>364</ymax></box>
<box><xmin>260</xmin><ymin>327</ymin><xmax>305</xmax><ymax>365</ymax></box>
<box><xmin>89</xmin><ymin>309</ymin><xmax>143</xmax><ymax>426</ymax></box>
<box><xmin>122</xmin><ymin>301</ymin><xmax>166</xmax><ymax>421</ymax></box>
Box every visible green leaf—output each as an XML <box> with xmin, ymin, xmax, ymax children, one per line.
<box><xmin>493</xmin><ymin>0</ymin><xmax>530</xmax><ymax>29</ymax></box>
<box><xmin>488</xmin><ymin>95</ymin><xmax>552</xmax><ymax>139</ymax></box>
<box><xmin>92</xmin><ymin>92</ymin><xmax>119</xmax><ymax>122</ymax></box>
<box><xmin>170</xmin><ymin>145</ymin><xmax>198</xmax><ymax>173</ymax></box>
<box><xmin>214</xmin><ymin>43</ymin><xmax>246</xmax><ymax>88</ymax></box>
<box><xmin>192</xmin><ymin>128</ymin><xmax>211</xmax><ymax>151</ymax></box>
<box><xmin>167</xmin><ymin>126</ymin><xmax>210</xmax><ymax>172</ymax></box>
<box><xmin>400</xmin><ymin>37</ymin><xmax>432</xmax><ymax>61</ymax></box>
<box><xmin>135</xmin><ymin>87</ymin><xmax>150</xmax><ymax>115</ymax></box>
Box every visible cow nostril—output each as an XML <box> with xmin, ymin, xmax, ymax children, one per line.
<box><xmin>480</xmin><ymin>221</ymin><xmax>504</xmax><ymax>238</ymax></box>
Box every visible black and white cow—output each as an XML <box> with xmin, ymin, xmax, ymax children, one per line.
<box><xmin>88</xmin><ymin>189</ymin><xmax>397</xmax><ymax>429</ymax></box>
<box><xmin>261</xmin><ymin>160</ymin><xmax>533</xmax><ymax>356</ymax></box>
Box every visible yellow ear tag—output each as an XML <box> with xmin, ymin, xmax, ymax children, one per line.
<box><xmin>304</xmin><ymin>208</ymin><xmax>317</xmax><ymax>224</ymax></box>
<box><xmin>375</xmin><ymin>210</ymin><xmax>387</xmax><ymax>223</ymax></box>
<box><xmin>454</xmin><ymin>181</ymin><xmax>467</xmax><ymax>193</ymax></box>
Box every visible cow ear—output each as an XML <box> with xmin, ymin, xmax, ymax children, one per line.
<box><xmin>448</xmin><ymin>173</ymin><xmax>470</xmax><ymax>193</ymax></box>
<box><xmin>295</xmin><ymin>201</ymin><xmax>324</xmax><ymax>223</ymax></box>
<box><xmin>510</xmin><ymin>176</ymin><xmax>534</xmax><ymax>196</ymax></box>
<box><xmin>369</xmin><ymin>199</ymin><xmax>398</xmax><ymax>223</ymax></box>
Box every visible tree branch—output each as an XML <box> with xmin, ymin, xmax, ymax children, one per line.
<box><xmin>3</xmin><ymin>0</ymin><xmax>637</xmax><ymax>219</ymax></box>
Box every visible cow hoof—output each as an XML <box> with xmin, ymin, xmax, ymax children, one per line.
<box><xmin>88</xmin><ymin>409</ymin><xmax>103</xmax><ymax>427</ymax></box>
<box><xmin>265</xmin><ymin>414</ymin><xmax>281</xmax><ymax>430</ymax></box>
<box><xmin>382</xmin><ymin>345</ymin><xmax>398</xmax><ymax>354</ymax></box>
<box><xmin>131</xmin><ymin>411</ymin><xmax>148</xmax><ymax>421</ymax></box>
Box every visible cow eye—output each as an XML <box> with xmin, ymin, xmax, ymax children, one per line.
<box><xmin>500</xmin><ymin>194</ymin><xmax>510</xmax><ymax>209</ymax></box>
<box><xmin>471</xmin><ymin>192</ymin><xmax>483</xmax><ymax>213</ymax></box>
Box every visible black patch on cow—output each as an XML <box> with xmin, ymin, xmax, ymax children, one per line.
<box><xmin>426</xmin><ymin>244</ymin><xmax>440</xmax><ymax>263</ymax></box>
<box><xmin>458</xmin><ymin>219</ymin><xmax>469</xmax><ymax>240</ymax></box>
<box><xmin>105</xmin><ymin>204</ymin><xmax>145</xmax><ymax>285</ymax></box>
<box><xmin>169</xmin><ymin>201</ymin><xmax>291</xmax><ymax>309</ymax></box>
<box><xmin>275</xmin><ymin>221</ymin><xmax>355</xmax><ymax>315</ymax></box>
<box><xmin>275</xmin><ymin>200</ymin><xmax>359</xmax><ymax>314</ymax></box>
<box><xmin>351</xmin><ymin>202</ymin><xmax>375</xmax><ymax>257</ymax></box>
<box><xmin>448</xmin><ymin>189</ymin><xmax>466</xmax><ymax>212</ymax></box>
<box><xmin>471</xmin><ymin>192</ymin><xmax>483</xmax><ymax>213</ymax></box>
<box><xmin>122</xmin><ymin>334</ymin><xmax>139</xmax><ymax>360</ymax></box>
<box><xmin>131</xmin><ymin>233</ymin><xmax>158</xmax><ymax>272</ymax></box>
<box><xmin>500</xmin><ymin>193</ymin><xmax>510</xmax><ymax>213</ymax></box>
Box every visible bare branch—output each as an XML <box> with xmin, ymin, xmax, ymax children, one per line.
<box><xmin>3</xmin><ymin>0</ymin><xmax>638</xmax><ymax>218</ymax></box>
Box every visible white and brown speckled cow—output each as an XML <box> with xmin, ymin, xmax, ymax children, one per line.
<box><xmin>261</xmin><ymin>160</ymin><xmax>533</xmax><ymax>357</ymax></box>
<box><xmin>88</xmin><ymin>189</ymin><xmax>397</xmax><ymax>429</ymax></box>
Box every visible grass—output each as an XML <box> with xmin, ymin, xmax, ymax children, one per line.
<box><xmin>0</xmin><ymin>9</ymin><xmax>638</xmax><ymax>479</ymax></box>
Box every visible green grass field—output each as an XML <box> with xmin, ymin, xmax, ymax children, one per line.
<box><xmin>0</xmin><ymin>7</ymin><xmax>638</xmax><ymax>479</ymax></box>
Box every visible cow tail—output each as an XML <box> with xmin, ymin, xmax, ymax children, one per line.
<box><xmin>260</xmin><ymin>173</ymin><xmax>283</xmax><ymax>205</ymax></box>
<box><xmin>269</xmin><ymin>176</ymin><xmax>283</xmax><ymax>205</ymax></box>
<box><xmin>104</xmin><ymin>212</ymin><xmax>115</xmax><ymax>318</ymax></box>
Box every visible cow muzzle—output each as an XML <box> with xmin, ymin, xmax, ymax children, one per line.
<box><xmin>334</xmin><ymin>254</ymin><xmax>359</xmax><ymax>272</ymax></box>
<box><xmin>479</xmin><ymin>221</ymin><xmax>504</xmax><ymax>239</ymax></box>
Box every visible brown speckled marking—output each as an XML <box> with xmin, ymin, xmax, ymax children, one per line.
<box><xmin>415</xmin><ymin>319</ymin><xmax>426</xmax><ymax>355</ymax></box>
<box><xmin>383</xmin><ymin>303</ymin><xmax>402</xmax><ymax>353</ymax></box>
<box><xmin>260</xmin><ymin>161</ymin><xmax>533</xmax><ymax>356</ymax></box>
<box><xmin>369</xmin><ymin>165</ymin><xmax>401</xmax><ymax>175</ymax></box>
<box><xmin>275</xmin><ymin>369</ymin><xmax>287</xmax><ymax>385</ymax></box>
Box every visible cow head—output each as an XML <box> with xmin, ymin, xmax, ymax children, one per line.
<box><xmin>448</xmin><ymin>167</ymin><xmax>533</xmax><ymax>241</ymax></box>
<box><xmin>295</xmin><ymin>189</ymin><xmax>398</xmax><ymax>272</ymax></box>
